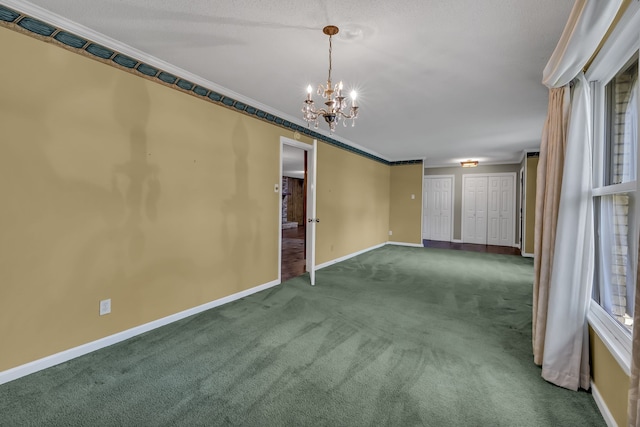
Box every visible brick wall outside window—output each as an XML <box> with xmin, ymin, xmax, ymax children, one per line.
<box><xmin>609</xmin><ymin>69</ymin><xmax>636</xmax><ymax>327</ymax></box>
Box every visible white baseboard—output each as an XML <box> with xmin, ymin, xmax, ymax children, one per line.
<box><xmin>452</xmin><ymin>239</ymin><xmax>463</xmax><ymax>243</ymax></box>
<box><xmin>387</xmin><ymin>241</ymin><xmax>424</xmax><ymax>248</ymax></box>
<box><xmin>591</xmin><ymin>381</ymin><xmax>618</xmax><ymax>427</ymax></box>
<box><xmin>315</xmin><ymin>241</ymin><xmax>424</xmax><ymax>272</ymax></box>
<box><xmin>0</xmin><ymin>279</ymin><xmax>280</xmax><ymax>386</ymax></box>
<box><xmin>315</xmin><ymin>243</ymin><xmax>386</xmax><ymax>270</ymax></box>
<box><xmin>522</xmin><ymin>252</ymin><xmax>534</xmax><ymax>258</ymax></box>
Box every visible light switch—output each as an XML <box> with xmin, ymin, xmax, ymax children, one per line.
<box><xmin>411</xmin><ymin>194</ymin><xmax>415</xmax><ymax>199</ymax></box>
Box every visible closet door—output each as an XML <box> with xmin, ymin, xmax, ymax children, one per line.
<box><xmin>487</xmin><ymin>175</ymin><xmax>515</xmax><ymax>246</ymax></box>
<box><xmin>424</xmin><ymin>177</ymin><xmax>453</xmax><ymax>241</ymax></box>
<box><xmin>497</xmin><ymin>175</ymin><xmax>515</xmax><ymax>246</ymax></box>
<box><xmin>463</xmin><ymin>176</ymin><xmax>487</xmax><ymax>244</ymax></box>
<box><xmin>487</xmin><ymin>177</ymin><xmax>501</xmax><ymax>245</ymax></box>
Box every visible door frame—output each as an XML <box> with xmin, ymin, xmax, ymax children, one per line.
<box><xmin>423</xmin><ymin>175</ymin><xmax>455</xmax><ymax>241</ymax></box>
<box><xmin>279</xmin><ymin>137</ymin><xmax>317</xmax><ymax>285</ymax></box>
<box><xmin>519</xmin><ymin>167</ymin><xmax>525</xmax><ymax>251</ymax></box>
<box><xmin>461</xmin><ymin>172</ymin><xmax>517</xmax><ymax>246</ymax></box>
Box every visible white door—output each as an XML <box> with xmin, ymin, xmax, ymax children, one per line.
<box><xmin>424</xmin><ymin>177</ymin><xmax>453</xmax><ymax>241</ymax></box>
<box><xmin>497</xmin><ymin>175</ymin><xmax>515</xmax><ymax>247</ymax></box>
<box><xmin>487</xmin><ymin>177</ymin><xmax>501</xmax><ymax>245</ymax></box>
<box><xmin>306</xmin><ymin>140</ymin><xmax>318</xmax><ymax>286</ymax></box>
<box><xmin>487</xmin><ymin>175</ymin><xmax>515</xmax><ymax>246</ymax></box>
<box><xmin>465</xmin><ymin>174</ymin><xmax>515</xmax><ymax>247</ymax></box>
<box><xmin>463</xmin><ymin>176</ymin><xmax>488</xmax><ymax>244</ymax></box>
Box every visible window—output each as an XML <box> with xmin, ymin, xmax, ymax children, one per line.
<box><xmin>586</xmin><ymin>3</ymin><xmax>640</xmax><ymax>374</ymax></box>
<box><xmin>593</xmin><ymin>54</ymin><xmax>638</xmax><ymax>335</ymax></box>
<box><xmin>605</xmin><ymin>55</ymin><xmax>638</xmax><ymax>186</ymax></box>
<box><xmin>593</xmin><ymin>193</ymin><xmax>636</xmax><ymax>330</ymax></box>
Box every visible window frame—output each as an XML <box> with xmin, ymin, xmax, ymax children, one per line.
<box><xmin>586</xmin><ymin>2</ymin><xmax>640</xmax><ymax>376</ymax></box>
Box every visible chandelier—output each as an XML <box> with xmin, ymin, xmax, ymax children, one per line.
<box><xmin>302</xmin><ymin>25</ymin><xmax>359</xmax><ymax>133</ymax></box>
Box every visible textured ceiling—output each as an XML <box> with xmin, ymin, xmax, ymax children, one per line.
<box><xmin>14</xmin><ymin>0</ymin><xmax>574</xmax><ymax>166</ymax></box>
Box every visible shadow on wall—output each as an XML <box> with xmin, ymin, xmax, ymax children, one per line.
<box><xmin>221</xmin><ymin>118</ymin><xmax>262</xmax><ymax>289</ymax></box>
<box><xmin>112</xmin><ymin>128</ymin><xmax>160</xmax><ymax>261</ymax></box>
<box><xmin>70</xmin><ymin>74</ymin><xmax>195</xmax><ymax>296</ymax></box>
<box><xmin>71</xmin><ymin>74</ymin><xmax>162</xmax><ymax>292</ymax></box>
<box><xmin>112</xmin><ymin>73</ymin><xmax>160</xmax><ymax>261</ymax></box>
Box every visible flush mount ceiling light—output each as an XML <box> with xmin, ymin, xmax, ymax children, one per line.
<box><xmin>302</xmin><ymin>25</ymin><xmax>359</xmax><ymax>133</ymax></box>
<box><xmin>460</xmin><ymin>160</ymin><xmax>479</xmax><ymax>168</ymax></box>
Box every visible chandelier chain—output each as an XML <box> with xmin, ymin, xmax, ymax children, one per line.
<box><xmin>328</xmin><ymin>35</ymin><xmax>332</xmax><ymax>85</ymax></box>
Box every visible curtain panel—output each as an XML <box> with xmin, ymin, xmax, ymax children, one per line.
<box><xmin>533</xmin><ymin>86</ymin><xmax>569</xmax><ymax>366</ymax></box>
<box><xmin>541</xmin><ymin>74</ymin><xmax>594</xmax><ymax>391</ymax></box>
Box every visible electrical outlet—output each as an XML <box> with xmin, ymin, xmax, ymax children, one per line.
<box><xmin>100</xmin><ymin>299</ymin><xmax>111</xmax><ymax>316</ymax></box>
<box><xmin>388</xmin><ymin>230</ymin><xmax>393</xmax><ymax>236</ymax></box>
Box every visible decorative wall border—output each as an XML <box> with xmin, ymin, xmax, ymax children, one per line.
<box><xmin>389</xmin><ymin>160</ymin><xmax>423</xmax><ymax>166</ymax></box>
<box><xmin>0</xmin><ymin>3</ymin><xmax>422</xmax><ymax>167</ymax></box>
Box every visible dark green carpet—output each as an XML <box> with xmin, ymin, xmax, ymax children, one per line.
<box><xmin>0</xmin><ymin>246</ymin><xmax>604</xmax><ymax>426</ymax></box>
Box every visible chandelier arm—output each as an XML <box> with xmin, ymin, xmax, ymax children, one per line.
<box><xmin>305</xmin><ymin>107</ymin><xmax>329</xmax><ymax>117</ymax></box>
<box><xmin>336</xmin><ymin>108</ymin><xmax>359</xmax><ymax>120</ymax></box>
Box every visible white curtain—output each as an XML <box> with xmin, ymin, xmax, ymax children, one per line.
<box><xmin>540</xmin><ymin>73</ymin><xmax>594</xmax><ymax>391</ymax></box>
<box><xmin>543</xmin><ymin>0</ymin><xmax>623</xmax><ymax>88</ymax></box>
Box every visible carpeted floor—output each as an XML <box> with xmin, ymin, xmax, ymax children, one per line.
<box><xmin>0</xmin><ymin>246</ymin><xmax>604</xmax><ymax>426</ymax></box>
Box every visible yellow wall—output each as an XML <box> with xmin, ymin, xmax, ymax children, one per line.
<box><xmin>589</xmin><ymin>328</ymin><xmax>630</xmax><ymax>426</ymax></box>
<box><xmin>389</xmin><ymin>164</ymin><xmax>423</xmax><ymax>244</ymax></box>
<box><xmin>524</xmin><ymin>157</ymin><xmax>538</xmax><ymax>254</ymax></box>
<box><xmin>315</xmin><ymin>144</ymin><xmax>390</xmax><ymax>265</ymax></box>
<box><xmin>0</xmin><ymin>26</ymin><xmax>390</xmax><ymax>371</ymax></box>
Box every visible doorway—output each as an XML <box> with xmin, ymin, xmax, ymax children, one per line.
<box><xmin>279</xmin><ymin>138</ymin><xmax>317</xmax><ymax>285</ymax></box>
<box><xmin>519</xmin><ymin>167</ymin><xmax>524</xmax><ymax>251</ymax></box>
<box><xmin>281</xmin><ymin>145</ymin><xmax>306</xmax><ymax>281</ymax></box>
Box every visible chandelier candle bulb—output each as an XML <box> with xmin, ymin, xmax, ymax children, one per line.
<box><xmin>351</xmin><ymin>91</ymin><xmax>357</xmax><ymax>107</ymax></box>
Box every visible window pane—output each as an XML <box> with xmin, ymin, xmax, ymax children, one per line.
<box><xmin>594</xmin><ymin>193</ymin><xmax>636</xmax><ymax>332</ymax></box>
<box><xmin>605</xmin><ymin>55</ymin><xmax>638</xmax><ymax>185</ymax></box>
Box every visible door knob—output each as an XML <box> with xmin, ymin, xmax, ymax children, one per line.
<box><xmin>315</xmin><ymin>218</ymin><xmax>320</xmax><ymax>223</ymax></box>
